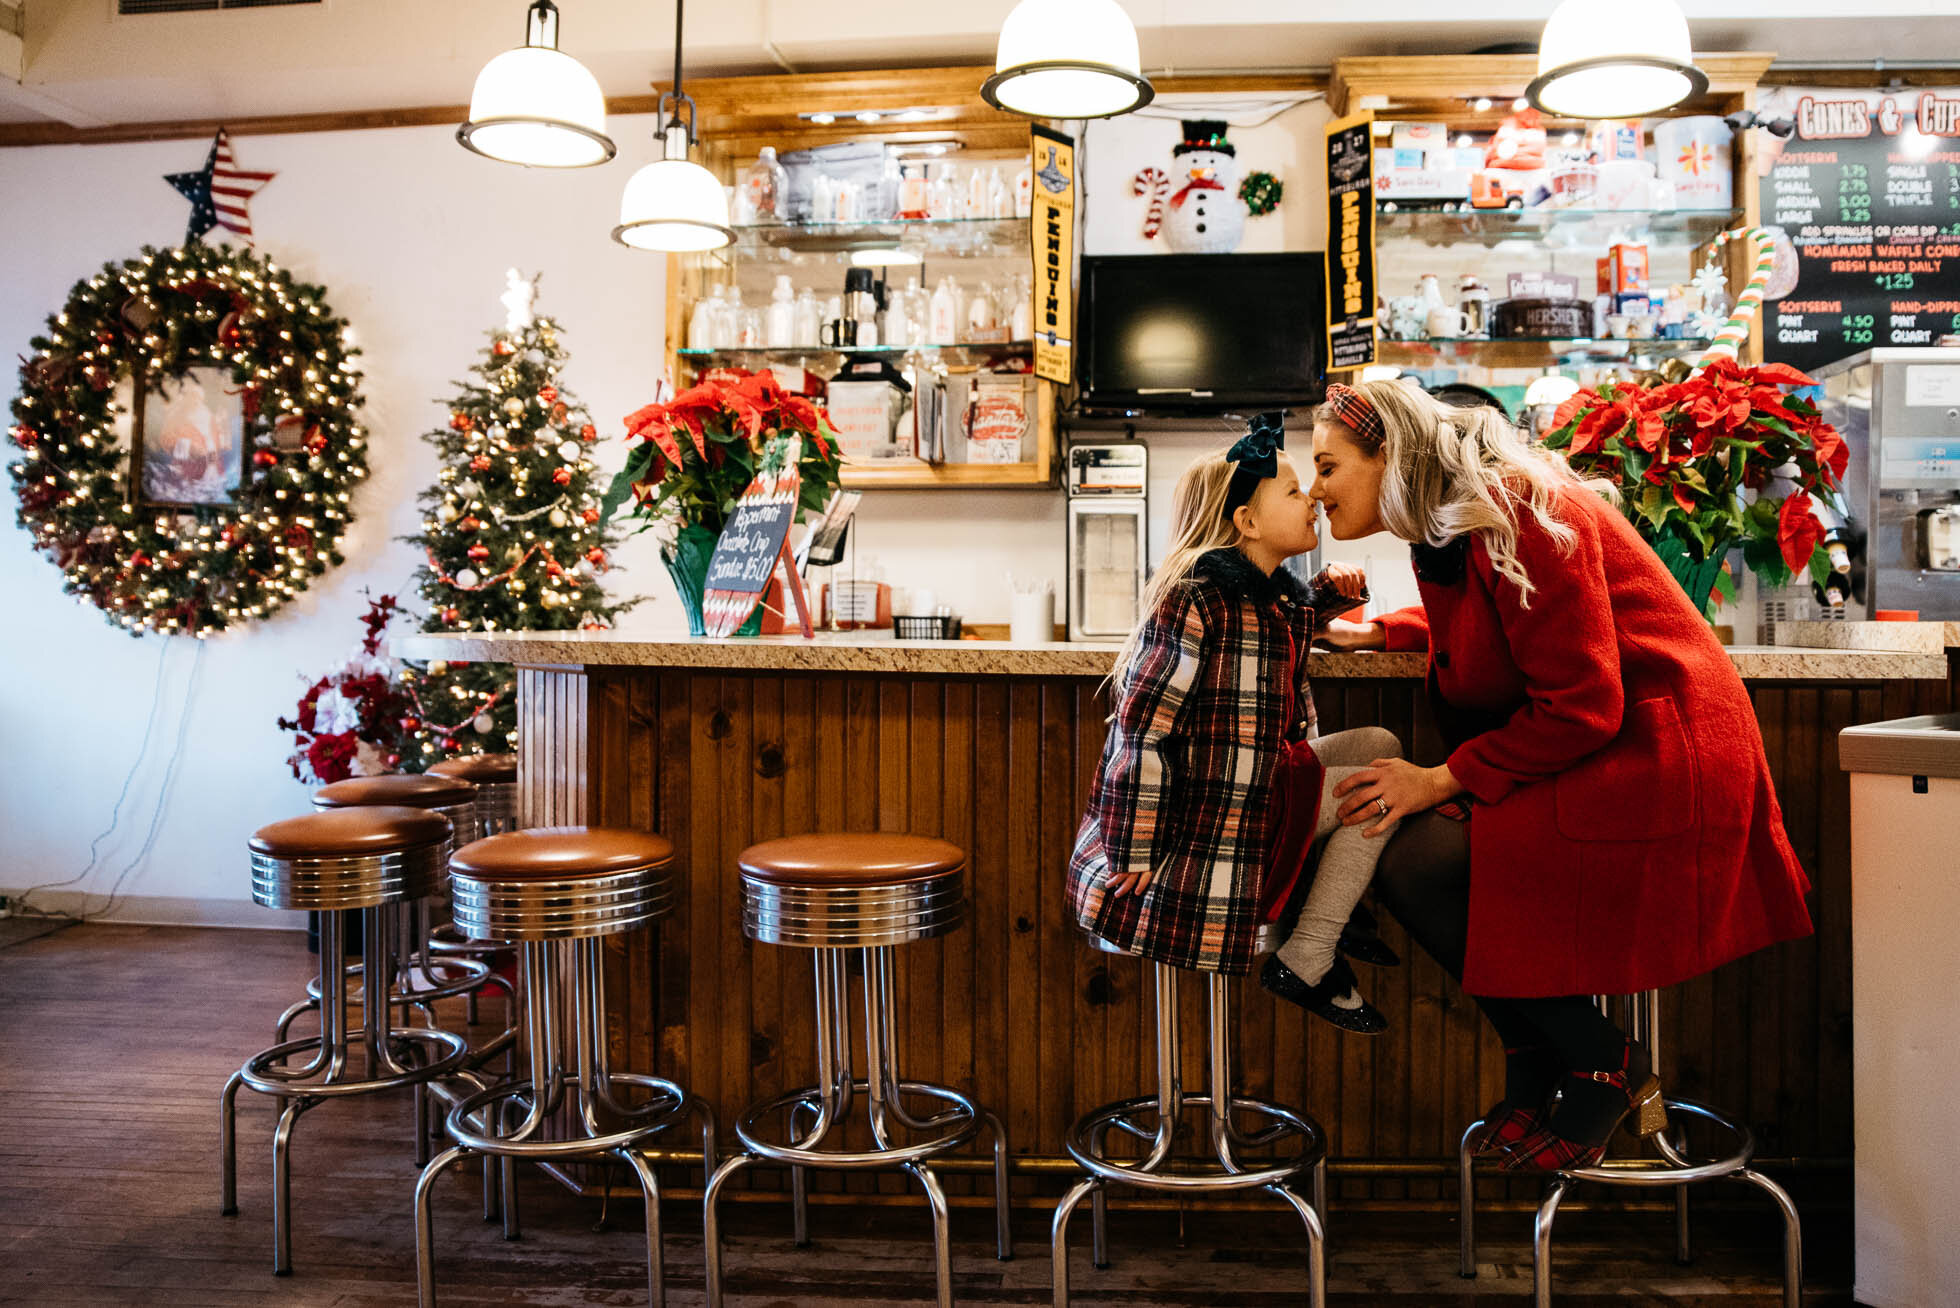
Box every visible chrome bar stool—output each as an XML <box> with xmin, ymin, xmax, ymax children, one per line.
<box><xmin>1457</xmin><ymin>988</ymin><xmax>1802</xmax><ymax>1307</ymax></box>
<box><xmin>1052</xmin><ymin>923</ymin><xmax>1328</xmax><ymax>1308</ymax></box>
<box><xmin>221</xmin><ymin>807</ymin><xmax>474</xmax><ymax>1275</ymax></box>
<box><xmin>427</xmin><ymin>753</ymin><xmax>520</xmax><ymax>1024</ymax></box>
<box><xmin>703</xmin><ymin>834</ymin><xmax>1013</xmax><ymax>1308</ymax></box>
<box><xmin>414</xmin><ymin>826</ymin><xmax>717</xmax><ymax>1308</ymax></box>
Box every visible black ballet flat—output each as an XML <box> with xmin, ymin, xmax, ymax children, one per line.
<box><xmin>1260</xmin><ymin>955</ymin><xmax>1389</xmax><ymax>1035</ymax></box>
<box><xmin>1338</xmin><ymin>928</ymin><xmax>1401</xmax><ymax>968</ymax></box>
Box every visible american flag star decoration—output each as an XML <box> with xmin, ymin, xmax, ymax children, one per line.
<box><xmin>165</xmin><ymin>128</ymin><xmax>276</xmax><ymax>245</ymax></box>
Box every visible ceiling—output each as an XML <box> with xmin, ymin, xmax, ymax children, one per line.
<box><xmin>2</xmin><ymin>0</ymin><xmax>1959</xmax><ymax>131</ymax></box>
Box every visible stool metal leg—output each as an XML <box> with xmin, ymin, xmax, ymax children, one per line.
<box><xmin>415</xmin><ymin>1143</ymin><xmax>474</xmax><ymax>1308</ymax></box>
<box><xmin>1735</xmin><ymin>1167</ymin><xmax>1803</xmax><ymax>1308</ymax></box>
<box><xmin>703</xmin><ymin>1152</ymin><xmax>760</xmax><ymax>1307</ymax></box>
<box><xmin>617</xmin><ymin>1147</ymin><xmax>667</xmax><ymax>1308</ymax></box>
<box><xmin>908</xmin><ymin>1161</ymin><xmax>956</xmax><ymax>1308</ymax></box>
<box><xmin>1457</xmin><ymin>1118</ymin><xmax>1481</xmax><ymax>1278</ymax></box>
<box><xmin>1532</xmin><ymin>1175</ymin><xmax>1574</xmax><ymax>1308</ymax></box>
<box><xmin>1269</xmin><ymin>1180</ymin><xmax>1328</xmax><ymax>1307</ymax></box>
<box><xmin>980</xmin><ymin>1108</ymin><xmax>1013</xmax><ymax>1261</ymax></box>
<box><xmin>1050</xmin><ymin>1175</ymin><xmax>1101</xmax><ymax>1308</ymax></box>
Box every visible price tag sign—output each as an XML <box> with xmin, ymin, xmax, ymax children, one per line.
<box><xmin>702</xmin><ymin>435</ymin><xmax>815</xmax><ymax>638</ymax></box>
<box><xmin>1759</xmin><ymin>86</ymin><xmax>1960</xmax><ymax>373</ymax></box>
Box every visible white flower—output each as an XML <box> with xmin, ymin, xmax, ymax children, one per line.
<box><xmin>311</xmin><ymin>686</ymin><xmax>362</xmax><ymax>735</ymax></box>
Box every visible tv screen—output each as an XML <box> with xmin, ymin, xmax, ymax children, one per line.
<box><xmin>1077</xmin><ymin>253</ymin><xmax>1326</xmax><ymax>414</ymax></box>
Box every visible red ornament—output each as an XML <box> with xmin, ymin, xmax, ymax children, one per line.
<box><xmin>538</xmin><ymin>385</ymin><xmax>558</xmax><ymax>404</ymax></box>
<box><xmin>253</xmin><ymin>449</ymin><xmax>278</xmax><ymax>467</ymax></box>
<box><xmin>582</xmin><ymin>507</ymin><xmax>600</xmax><ymax>524</ymax></box>
<box><xmin>400</xmin><ymin>716</ymin><xmax>421</xmax><ymax>731</ymax></box>
<box><xmin>552</xmin><ymin>466</ymin><xmax>572</xmax><ymax>486</ymax></box>
<box><xmin>467</xmin><ymin>543</ymin><xmax>490</xmax><ymax>561</ymax></box>
<box><xmin>441</xmin><ymin>607</ymin><xmax>460</xmax><ymax>623</ymax></box>
<box><xmin>9</xmin><ymin>425</ymin><xmax>36</xmax><ymax>449</ymax></box>
<box><xmin>492</xmin><ymin>339</ymin><xmax>515</xmax><ymax>356</ymax></box>
<box><xmin>449</xmin><ymin>413</ymin><xmax>474</xmax><ymax>432</ymax></box>
<box><xmin>442</xmin><ymin>736</ymin><xmax>459</xmax><ymax>751</ymax></box>
<box><xmin>470</xmin><ymin>455</ymin><xmax>491</xmax><ymax>472</ymax></box>
<box><xmin>385</xmin><ymin>753</ymin><xmax>401</xmax><ymax>768</ymax></box>
<box><xmin>304</xmin><ymin>427</ymin><xmax>328</xmax><ymax>454</ymax></box>
<box><xmin>459</xmin><ymin>515</ymin><xmax>481</xmax><ymax>532</ymax></box>
<box><xmin>585</xmin><ymin>547</ymin><xmax>607</xmax><ymax>567</ymax></box>
<box><xmin>579</xmin><ymin>424</ymin><xmax>597</xmax><ymax>441</ymax></box>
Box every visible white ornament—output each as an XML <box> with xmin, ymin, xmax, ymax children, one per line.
<box><xmin>472</xmin><ymin>712</ymin><xmax>495</xmax><ymax>734</ymax></box>
<box><xmin>556</xmin><ymin>439</ymin><xmax>581</xmax><ymax>461</ymax></box>
<box><xmin>458</xmin><ymin>479</ymin><xmax>482</xmax><ymax>500</ymax></box>
<box><xmin>438</xmin><ymin>504</ymin><xmax>459</xmax><ymax>523</ymax></box>
<box><xmin>549</xmin><ymin>508</ymin><xmax>569</xmax><ymax>528</ymax></box>
<box><xmin>455</xmin><ymin>568</ymin><xmax>480</xmax><ymax>588</ymax></box>
<box><xmin>489</xmin><ymin>424</ymin><xmax>507</xmax><ymax>441</ymax></box>
<box><xmin>540</xmin><ymin>590</ymin><xmax>563</xmax><ymax>608</ymax></box>
<box><xmin>1162</xmin><ymin>134</ymin><xmax>1248</xmax><ymax>255</ymax></box>
<box><xmin>501</xmin><ymin>268</ymin><xmax>537</xmax><ymax>333</ymax></box>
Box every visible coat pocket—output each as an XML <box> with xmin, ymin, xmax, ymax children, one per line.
<box><xmin>1553</xmin><ymin>696</ymin><xmax>1697</xmax><ymax>842</ymax></box>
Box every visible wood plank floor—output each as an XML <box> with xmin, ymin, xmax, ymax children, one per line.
<box><xmin>0</xmin><ymin>925</ymin><xmax>1850</xmax><ymax>1306</ymax></box>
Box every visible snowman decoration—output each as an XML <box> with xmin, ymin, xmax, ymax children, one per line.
<box><xmin>1139</xmin><ymin>120</ymin><xmax>1265</xmax><ymax>254</ymax></box>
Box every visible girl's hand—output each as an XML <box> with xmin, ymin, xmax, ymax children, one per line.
<box><xmin>1315</xmin><ymin>617</ymin><xmax>1387</xmax><ymax>651</ymax></box>
<box><xmin>1104</xmin><ymin>866</ymin><xmax>1154</xmax><ymax>899</ymax></box>
<box><xmin>1322</xmin><ymin>561</ymin><xmax>1367</xmax><ymax>599</ymax></box>
<box><xmin>1333</xmin><ymin>759</ymin><xmax>1464</xmax><ymax>837</ymax></box>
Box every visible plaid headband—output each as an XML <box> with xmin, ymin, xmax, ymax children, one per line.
<box><xmin>1325</xmin><ymin>382</ymin><xmax>1385</xmax><ymax>446</ymax></box>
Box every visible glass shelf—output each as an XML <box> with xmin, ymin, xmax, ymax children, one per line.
<box><xmin>730</xmin><ymin>217</ymin><xmax>1026</xmax><ymax>257</ymax></box>
<box><xmin>678</xmin><ymin>341</ymin><xmax>1033</xmax><ymax>367</ymax></box>
<box><xmin>1378</xmin><ymin>336</ymin><xmax>1715</xmax><ymax>366</ymax></box>
<box><xmin>1375</xmin><ymin>207</ymin><xmax>1743</xmax><ymax>247</ymax></box>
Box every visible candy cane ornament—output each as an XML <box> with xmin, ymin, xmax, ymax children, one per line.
<box><xmin>1696</xmin><ymin>226</ymin><xmax>1779</xmax><ymax>365</ymax></box>
<box><xmin>1133</xmin><ymin>167</ymin><xmax>1169</xmax><ymax>240</ymax></box>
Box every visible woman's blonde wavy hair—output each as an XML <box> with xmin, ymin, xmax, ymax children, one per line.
<box><xmin>1110</xmin><ymin>448</ymin><xmax>1242</xmax><ymax>684</ymax></box>
<box><xmin>1317</xmin><ymin>380</ymin><xmax>1615</xmax><ymax>606</ymax></box>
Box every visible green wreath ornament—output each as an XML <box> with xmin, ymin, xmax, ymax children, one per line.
<box><xmin>7</xmin><ymin>243</ymin><xmax>368</xmax><ymax>636</ymax></box>
<box><xmin>1239</xmin><ymin>170</ymin><xmax>1283</xmax><ymax>217</ymax></box>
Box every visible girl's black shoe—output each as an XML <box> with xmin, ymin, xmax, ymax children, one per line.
<box><xmin>1260</xmin><ymin>955</ymin><xmax>1389</xmax><ymax>1034</ymax></box>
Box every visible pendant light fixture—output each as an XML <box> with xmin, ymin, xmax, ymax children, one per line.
<box><xmin>981</xmin><ymin>0</ymin><xmax>1153</xmax><ymax>121</ymax></box>
<box><xmin>1527</xmin><ymin>0</ymin><xmax>1706</xmax><ymax>120</ymax></box>
<box><xmin>458</xmin><ymin>1</ymin><xmax>616</xmax><ymax>168</ymax></box>
<box><xmin>612</xmin><ymin>0</ymin><xmax>733</xmax><ymax>253</ymax></box>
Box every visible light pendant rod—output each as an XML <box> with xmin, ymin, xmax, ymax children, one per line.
<box><xmin>610</xmin><ymin>0</ymin><xmax>733</xmax><ymax>253</ymax></box>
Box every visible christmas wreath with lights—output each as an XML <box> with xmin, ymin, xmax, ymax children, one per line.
<box><xmin>7</xmin><ymin>242</ymin><xmax>368</xmax><ymax>636</ymax></box>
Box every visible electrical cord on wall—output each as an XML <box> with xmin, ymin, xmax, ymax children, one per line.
<box><xmin>88</xmin><ymin>639</ymin><xmax>206</xmax><ymax>922</ymax></box>
<box><xmin>11</xmin><ymin>636</ymin><xmax>202</xmax><ymax>922</ymax></box>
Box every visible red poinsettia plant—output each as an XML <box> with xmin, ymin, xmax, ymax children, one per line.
<box><xmin>1542</xmin><ymin>356</ymin><xmax>1849</xmax><ymax>617</ymax></box>
<box><xmin>277</xmin><ymin>593</ymin><xmax>415</xmax><ymax>784</ymax></box>
<box><xmin>603</xmin><ymin>372</ymin><xmax>845</xmax><ymax>534</ymax></box>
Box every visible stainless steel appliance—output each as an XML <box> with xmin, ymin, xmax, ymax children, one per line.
<box><xmin>1815</xmin><ymin>348</ymin><xmax>1960</xmax><ymax>620</ymax></box>
<box><xmin>1066</xmin><ymin>443</ymin><xmax>1148</xmax><ymax>640</ymax></box>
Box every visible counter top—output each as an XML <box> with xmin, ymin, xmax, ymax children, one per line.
<box><xmin>395</xmin><ymin>630</ymin><xmax>1949</xmax><ymax>681</ymax></box>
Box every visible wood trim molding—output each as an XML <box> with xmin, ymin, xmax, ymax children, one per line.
<box><xmin>1329</xmin><ymin>52</ymin><xmax>1777</xmax><ymax>116</ymax></box>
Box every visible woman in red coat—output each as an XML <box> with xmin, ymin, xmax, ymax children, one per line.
<box><xmin>1309</xmin><ymin>380</ymin><xmax>1813</xmax><ymax>1171</ymax></box>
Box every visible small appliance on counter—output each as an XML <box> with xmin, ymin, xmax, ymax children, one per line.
<box><xmin>1066</xmin><ymin>443</ymin><xmax>1148</xmax><ymax>640</ymax></box>
<box><xmin>1815</xmin><ymin>348</ymin><xmax>1960</xmax><ymax>621</ymax></box>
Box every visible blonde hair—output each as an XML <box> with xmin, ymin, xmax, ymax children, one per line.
<box><xmin>1316</xmin><ymin>380</ymin><xmax>1614</xmax><ymax>606</ymax></box>
<box><xmin>1110</xmin><ymin>449</ymin><xmax>1240</xmax><ymax>683</ymax></box>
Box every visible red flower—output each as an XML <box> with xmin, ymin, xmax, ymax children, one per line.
<box><xmin>1778</xmin><ymin>491</ymin><xmax>1823</xmax><ymax>573</ymax></box>
<box><xmin>306</xmin><ymin>732</ymin><xmax>358</xmax><ymax>784</ymax></box>
<box><xmin>1805</xmin><ymin>416</ymin><xmax>1849</xmax><ymax>486</ymax></box>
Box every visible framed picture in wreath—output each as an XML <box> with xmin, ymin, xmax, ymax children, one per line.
<box><xmin>130</xmin><ymin>367</ymin><xmax>249</xmax><ymax>508</ymax></box>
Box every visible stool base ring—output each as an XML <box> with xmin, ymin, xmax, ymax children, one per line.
<box><xmin>443</xmin><ymin>1073</ymin><xmax>694</xmax><ymax>1159</ymax></box>
<box><xmin>1065</xmin><ymin>1092</ymin><xmax>1324</xmax><ymax>1191</ymax></box>
<box><xmin>736</xmin><ymin>1078</ymin><xmax>981</xmax><ymax>1169</ymax></box>
<box><xmin>306</xmin><ymin>954</ymin><xmax>494</xmax><ymax>1008</ymax></box>
<box><xmin>238</xmin><ymin>1026</ymin><xmax>469</xmax><ymax>1099</ymax></box>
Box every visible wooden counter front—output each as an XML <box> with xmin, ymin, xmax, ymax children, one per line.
<box><xmin>398</xmin><ymin>631</ymin><xmax>1956</xmax><ymax>1205</ymax></box>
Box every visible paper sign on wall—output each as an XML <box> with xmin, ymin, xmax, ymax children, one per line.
<box><xmin>1323</xmin><ymin>111</ymin><xmax>1377</xmax><ymax>372</ymax></box>
<box><xmin>1032</xmin><ymin>124</ymin><xmax>1077</xmax><ymax>385</ymax></box>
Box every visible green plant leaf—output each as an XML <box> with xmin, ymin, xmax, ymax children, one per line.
<box><xmin>600</xmin><ymin>443</ymin><xmax>653</xmax><ymax>526</ymax></box>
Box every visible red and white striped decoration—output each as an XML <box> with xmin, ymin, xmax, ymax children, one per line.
<box><xmin>1696</xmin><ymin>227</ymin><xmax>1779</xmax><ymax>366</ymax></box>
<box><xmin>210</xmin><ymin>128</ymin><xmax>276</xmax><ymax>241</ymax></box>
<box><xmin>1133</xmin><ymin>167</ymin><xmax>1169</xmax><ymax>240</ymax></box>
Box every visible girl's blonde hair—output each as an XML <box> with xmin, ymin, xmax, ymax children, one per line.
<box><xmin>1318</xmin><ymin>380</ymin><xmax>1613</xmax><ymax>605</ymax></box>
<box><xmin>1110</xmin><ymin>449</ymin><xmax>1241</xmax><ymax>683</ymax></box>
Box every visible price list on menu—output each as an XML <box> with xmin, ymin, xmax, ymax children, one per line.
<box><xmin>1762</xmin><ymin>90</ymin><xmax>1960</xmax><ymax>376</ymax></box>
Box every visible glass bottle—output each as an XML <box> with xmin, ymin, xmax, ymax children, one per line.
<box><xmin>899</xmin><ymin>162</ymin><xmax>930</xmax><ymax>220</ymax></box>
<box><xmin>793</xmin><ymin>288</ymin><xmax>822</xmax><ymax>347</ymax></box>
<box><xmin>766</xmin><ymin>274</ymin><xmax>796</xmax><ymax>347</ymax></box>
<box><xmin>743</xmin><ymin>146</ymin><xmax>788</xmax><ymax>223</ymax></box>
<box><xmin>1014</xmin><ymin>165</ymin><xmax>1034</xmax><ymax>217</ymax></box>
<box><xmin>689</xmin><ymin>287</ymin><xmax>721</xmax><ymax>350</ymax></box>
<box><xmin>987</xmin><ymin>166</ymin><xmax>1010</xmax><ymax>219</ymax></box>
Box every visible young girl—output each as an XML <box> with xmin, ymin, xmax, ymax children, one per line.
<box><xmin>1065</xmin><ymin>412</ymin><xmax>1405</xmax><ymax>1033</ymax></box>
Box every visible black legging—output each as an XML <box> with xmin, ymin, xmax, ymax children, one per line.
<box><xmin>1372</xmin><ymin>812</ymin><xmax>1626</xmax><ymax>1074</ymax></box>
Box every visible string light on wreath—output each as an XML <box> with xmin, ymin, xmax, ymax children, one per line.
<box><xmin>8</xmin><ymin>242</ymin><xmax>367</xmax><ymax>635</ymax></box>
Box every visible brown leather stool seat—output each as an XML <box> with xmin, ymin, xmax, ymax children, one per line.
<box><xmin>736</xmin><ymin>833</ymin><xmax>965</xmax><ymax>949</ymax></box>
<box><xmin>449</xmin><ymin>827</ymin><xmax>678</xmax><ymax>942</ymax></box>
<box><xmin>738</xmin><ymin>833</ymin><xmax>963</xmax><ymax>886</ymax></box>
<box><xmin>248</xmin><ymin>807</ymin><xmax>451</xmax><ymax>911</ymax></box>
<box><xmin>315</xmin><ymin>774</ymin><xmax>479</xmax><ymax>845</ymax></box>
<box><xmin>430</xmin><ymin>755</ymin><xmax>519</xmax><ymax>834</ymax></box>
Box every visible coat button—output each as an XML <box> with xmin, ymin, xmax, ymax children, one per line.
<box><xmin>1437</xmin><ymin>650</ymin><xmax>1451</xmax><ymax>668</ymax></box>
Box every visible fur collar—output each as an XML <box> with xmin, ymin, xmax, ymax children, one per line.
<box><xmin>1192</xmin><ymin>547</ymin><xmax>1308</xmax><ymax>607</ymax></box>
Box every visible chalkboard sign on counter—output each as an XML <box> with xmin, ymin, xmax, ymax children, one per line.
<box><xmin>701</xmin><ymin>435</ymin><xmax>813</xmax><ymax>639</ymax></box>
<box><xmin>1760</xmin><ymin>86</ymin><xmax>1960</xmax><ymax>376</ymax></box>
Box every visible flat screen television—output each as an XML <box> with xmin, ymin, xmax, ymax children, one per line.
<box><xmin>1076</xmin><ymin>253</ymin><xmax>1326</xmax><ymax>415</ymax></box>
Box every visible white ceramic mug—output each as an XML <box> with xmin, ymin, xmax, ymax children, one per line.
<box><xmin>1426</xmin><ymin>305</ymin><xmax>1474</xmax><ymax>338</ymax></box>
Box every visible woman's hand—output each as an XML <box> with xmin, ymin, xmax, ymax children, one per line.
<box><xmin>1333</xmin><ymin>759</ymin><xmax>1464</xmax><ymax>837</ymax></box>
<box><xmin>1321</xmin><ymin>561</ymin><xmax>1367</xmax><ymax>599</ymax></box>
<box><xmin>1316</xmin><ymin>617</ymin><xmax>1387</xmax><ymax>651</ymax></box>
<box><xmin>1104</xmin><ymin>866</ymin><xmax>1154</xmax><ymax>899</ymax></box>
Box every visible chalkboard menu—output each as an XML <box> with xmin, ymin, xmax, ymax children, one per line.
<box><xmin>1761</xmin><ymin>86</ymin><xmax>1960</xmax><ymax>375</ymax></box>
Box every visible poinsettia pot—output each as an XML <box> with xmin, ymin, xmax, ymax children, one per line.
<box><xmin>662</xmin><ymin>524</ymin><xmax>761</xmax><ymax>638</ymax></box>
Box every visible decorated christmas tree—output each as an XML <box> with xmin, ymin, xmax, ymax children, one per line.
<box><xmin>398</xmin><ymin>270</ymin><xmax>634</xmax><ymax>769</ymax></box>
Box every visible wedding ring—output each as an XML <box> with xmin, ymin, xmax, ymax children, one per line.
<box><xmin>1373</xmin><ymin>797</ymin><xmax>1389</xmax><ymax>818</ymax></box>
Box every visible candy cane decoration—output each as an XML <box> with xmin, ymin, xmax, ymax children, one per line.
<box><xmin>1696</xmin><ymin>226</ymin><xmax>1779</xmax><ymax>365</ymax></box>
<box><xmin>1133</xmin><ymin>167</ymin><xmax>1169</xmax><ymax>240</ymax></box>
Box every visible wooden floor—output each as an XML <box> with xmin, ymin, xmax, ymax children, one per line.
<box><xmin>0</xmin><ymin>925</ymin><xmax>1850</xmax><ymax>1306</ymax></box>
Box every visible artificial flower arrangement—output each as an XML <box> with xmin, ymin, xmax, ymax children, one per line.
<box><xmin>603</xmin><ymin>372</ymin><xmax>845</xmax><ymax>634</ymax></box>
<box><xmin>278</xmin><ymin>593</ymin><xmax>415</xmax><ymax>784</ymax></box>
<box><xmin>1542</xmin><ymin>356</ymin><xmax>1849</xmax><ymax>617</ymax></box>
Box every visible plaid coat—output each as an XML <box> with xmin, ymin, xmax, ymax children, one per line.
<box><xmin>1068</xmin><ymin>548</ymin><xmax>1349</xmax><ymax>975</ymax></box>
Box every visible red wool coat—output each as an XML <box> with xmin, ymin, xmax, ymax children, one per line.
<box><xmin>1377</xmin><ymin>486</ymin><xmax>1814</xmax><ymax>998</ymax></box>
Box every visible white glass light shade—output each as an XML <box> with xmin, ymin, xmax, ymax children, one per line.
<box><xmin>612</xmin><ymin>157</ymin><xmax>733</xmax><ymax>252</ymax></box>
<box><xmin>1528</xmin><ymin>0</ymin><xmax>1705</xmax><ymax>120</ymax></box>
<box><xmin>982</xmin><ymin>0</ymin><xmax>1152</xmax><ymax>120</ymax></box>
<box><xmin>459</xmin><ymin>45</ymin><xmax>615</xmax><ymax>167</ymax></box>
